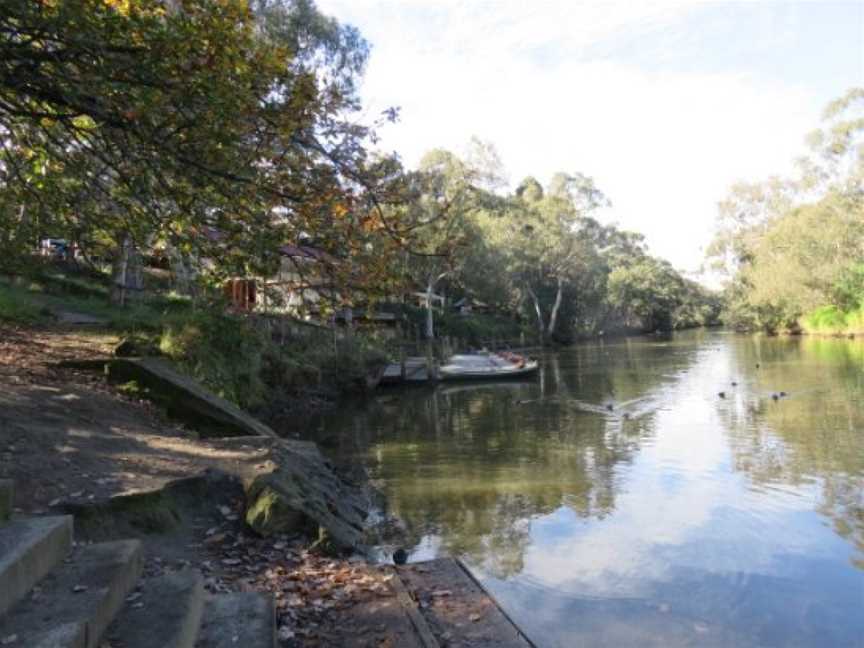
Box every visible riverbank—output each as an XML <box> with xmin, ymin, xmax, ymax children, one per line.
<box><xmin>0</xmin><ymin>322</ymin><xmax>378</xmax><ymax>642</ymax></box>
<box><xmin>0</xmin><ymin>320</ymin><xmax>535</xmax><ymax>646</ymax></box>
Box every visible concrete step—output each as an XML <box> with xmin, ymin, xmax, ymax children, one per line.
<box><xmin>0</xmin><ymin>539</ymin><xmax>143</xmax><ymax>648</ymax></box>
<box><xmin>107</xmin><ymin>569</ymin><xmax>205</xmax><ymax>648</ymax></box>
<box><xmin>196</xmin><ymin>592</ymin><xmax>276</xmax><ymax>648</ymax></box>
<box><xmin>0</xmin><ymin>515</ymin><xmax>73</xmax><ymax>616</ymax></box>
<box><xmin>0</xmin><ymin>480</ymin><xmax>12</xmax><ymax>523</ymax></box>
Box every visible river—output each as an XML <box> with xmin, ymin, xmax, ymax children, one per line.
<box><xmin>307</xmin><ymin>330</ymin><xmax>864</xmax><ymax>647</ymax></box>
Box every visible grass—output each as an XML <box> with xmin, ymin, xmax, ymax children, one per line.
<box><xmin>801</xmin><ymin>304</ymin><xmax>864</xmax><ymax>336</ymax></box>
<box><xmin>0</xmin><ymin>282</ymin><xmax>51</xmax><ymax>324</ymax></box>
<box><xmin>0</xmin><ymin>270</ymin><xmax>195</xmax><ymax>333</ymax></box>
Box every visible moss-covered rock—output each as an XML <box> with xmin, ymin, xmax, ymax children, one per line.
<box><xmin>242</xmin><ymin>440</ymin><xmax>368</xmax><ymax>552</ymax></box>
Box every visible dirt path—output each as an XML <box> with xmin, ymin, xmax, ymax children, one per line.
<box><xmin>0</xmin><ymin>324</ymin><xmax>245</xmax><ymax>512</ymax></box>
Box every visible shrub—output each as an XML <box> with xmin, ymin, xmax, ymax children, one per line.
<box><xmin>159</xmin><ymin>311</ymin><xmax>268</xmax><ymax>408</ymax></box>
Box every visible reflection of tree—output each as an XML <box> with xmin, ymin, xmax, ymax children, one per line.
<box><xmin>723</xmin><ymin>336</ymin><xmax>864</xmax><ymax>567</ymax></box>
<box><xmin>315</xmin><ymin>337</ymin><xmax>705</xmax><ymax>578</ymax></box>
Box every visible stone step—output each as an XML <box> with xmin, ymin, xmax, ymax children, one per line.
<box><xmin>0</xmin><ymin>515</ymin><xmax>73</xmax><ymax>616</ymax></box>
<box><xmin>196</xmin><ymin>592</ymin><xmax>276</xmax><ymax>648</ymax></box>
<box><xmin>0</xmin><ymin>480</ymin><xmax>12</xmax><ymax>523</ymax></box>
<box><xmin>0</xmin><ymin>539</ymin><xmax>143</xmax><ymax>648</ymax></box>
<box><xmin>107</xmin><ymin>569</ymin><xmax>205</xmax><ymax>648</ymax></box>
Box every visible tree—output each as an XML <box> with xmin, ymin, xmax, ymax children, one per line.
<box><xmin>0</xmin><ymin>0</ymin><xmax>408</xmax><ymax>306</ymax></box>
<box><xmin>399</xmin><ymin>150</ymin><xmax>484</xmax><ymax>339</ymax></box>
<box><xmin>706</xmin><ymin>87</ymin><xmax>864</xmax><ymax>332</ymax></box>
<box><xmin>503</xmin><ymin>173</ymin><xmax>609</xmax><ymax>342</ymax></box>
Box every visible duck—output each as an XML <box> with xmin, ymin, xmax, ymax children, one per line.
<box><xmin>393</xmin><ymin>548</ymin><xmax>408</xmax><ymax>565</ymax></box>
<box><xmin>718</xmin><ymin>391</ymin><xmax>726</xmax><ymax>399</ymax></box>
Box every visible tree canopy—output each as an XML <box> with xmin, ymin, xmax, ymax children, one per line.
<box><xmin>708</xmin><ymin>87</ymin><xmax>864</xmax><ymax>333</ymax></box>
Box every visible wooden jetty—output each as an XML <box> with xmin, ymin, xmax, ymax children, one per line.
<box><xmin>384</xmin><ymin>558</ymin><xmax>535</xmax><ymax>647</ymax></box>
<box><xmin>382</xmin><ymin>357</ymin><xmax>431</xmax><ymax>384</ymax></box>
<box><xmin>325</xmin><ymin>557</ymin><xmax>534</xmax><ymax>646</ymax></box>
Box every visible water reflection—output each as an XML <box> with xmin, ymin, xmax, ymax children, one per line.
<box><xmin>308</xmin><ymin>331</ymin><xmax>864</xmax><ymax>647</ymax></box>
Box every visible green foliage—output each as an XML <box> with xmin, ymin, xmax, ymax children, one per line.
<box><xmin>401</xmin><ymin>304</ymin><xmax>527</xmax><ymax>344</ymax></box>
<box><xmin>159</xmin><ymin>311</ymin><xmax>268</xmax><ymax>409</ymax></box>
<box><xmin>316</xmin><ymin>341</ymin><xmax>389</xmax><ymax>393</ymax></box>
<box><xmin>0</xmin><ymin>0</ymin><xmax>411</xmax><ymax>308</ymax></box>
<box><xmin>709</xmin><ymin>88</ymin><xmax>864</xmax><ymax>334</ymax></box>
<box><xmin>831</xmin><ymin>263</ymin><xmax>864</xmax><ymax>311</ymax></box>
<box><xmin>802</xmin><ymin>305</ymin><xmax>864</xmax><ymax>335</ymax></box>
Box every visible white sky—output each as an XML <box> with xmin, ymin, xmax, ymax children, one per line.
<box><xmin>316</xmin><ymin>0</ymin><xmax>864</xmax><ymax>280</ymax></box>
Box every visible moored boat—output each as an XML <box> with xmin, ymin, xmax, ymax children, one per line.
<box><xmin>438</xmin><ymin>352</ymin><xmax>539</xmax><ymax>380</ymax></box>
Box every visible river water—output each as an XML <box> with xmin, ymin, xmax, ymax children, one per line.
<box><xmin>309</xmin><ymin>330</ymin><xmax>864</xmax><ymax>647</ymax></box>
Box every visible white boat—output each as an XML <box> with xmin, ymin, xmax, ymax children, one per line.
<box><xmin>438</xmin><ymin>352</ymin><xmax>539</xmax><ymax>380</ymax></box>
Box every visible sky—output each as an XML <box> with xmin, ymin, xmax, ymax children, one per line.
<box><xmin>315</xmin><ymin>0</ymin><xmax>864</xmax><ymax>280</ymax></box>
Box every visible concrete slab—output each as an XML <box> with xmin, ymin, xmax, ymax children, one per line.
<box><xmin>107</xmin><ymin>569</ymin><xmax>204</xmax><ymax>648</ymax></box>
<box><xmin>0</xmin><ymin>479</ymin><xmax>12</xmax><ymax>522</ymax></box>
<box><xmin>106</xmin><ymin>358</ymin><xmax>276</xmax><ymax>438</ymax></box>
<box><xmin>0</xmin><ymin>539</ymin><xmax>143</xmax><ymax>648</ymax></box>
<box><xmin>0</xmin><ymin>515</ymin><xmax>73</xmax><ymax>616</ymax></box>
<box><xmin>196</xmin><ymin>593</ymin><xmax>275</xmax><ymax>648</ymax></box>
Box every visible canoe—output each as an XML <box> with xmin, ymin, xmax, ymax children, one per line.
<box><xmin>438</xmin><ymin>353</ymin><xmax>540</xmax><ymax>381</ymax></box>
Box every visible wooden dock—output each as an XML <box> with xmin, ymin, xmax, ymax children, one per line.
<box><xmin>382</xmin><ymin>357</ymin><xmax>432</xmax><ymax>384</ymax></box>
<box><xmin>385</xmin><ymin>558</ymin><xmax>535</xmax><ymax>647</ymax></box>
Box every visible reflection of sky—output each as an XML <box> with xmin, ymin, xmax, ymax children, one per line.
<box><xmin>468</xmin><ymin>341</ymin><xmax>864</xmax><ymax>646</ymax></box>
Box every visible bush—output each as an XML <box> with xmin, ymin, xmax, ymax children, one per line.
<box><xmin>310</xmin><ymin>338</ymin><xmax>389</xmax><ymax>394</ymax></box>
<box><xmin>801</xmin><ymin>304</ymin><xmax>864</xmax><ymax>336</ymax></box>
<box><xmin>159</xmin><ymin>311</ymin><xmax>268</xmax><ymax>408</ymax></box>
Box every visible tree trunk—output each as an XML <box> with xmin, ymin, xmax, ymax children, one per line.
<box><xmin>547</xmin><ymin>276</ymin><xmax>564</xmax><ymax>338</ymax></box>
<box><xmin>425</xmin><ymin>280</ymin><xmax>435</xmax><ymax>340</ymax></box>
<box><xmin>110</xmin><ymin>233</ymin><xmax>144</xmax><ymax>306</ymax></box>
<box><xmin>526</xmin><ymin>283</ymin><xmax>545</xmax><ymax>344</ymax></box>
<box><xmin>167</xmin><ymin>243</ymin><xmax>197</xmax><ymax>297</ymax></box>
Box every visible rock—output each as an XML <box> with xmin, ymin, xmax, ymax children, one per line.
<box><xmin>393</xmin><ymin>548</ymin><xmax>408</xmax><ymax>565</ymax></box>
<box><xmin>240</xmin><ymin>440</ymin><xmax>368</xmax><ymax>552</ymax></box>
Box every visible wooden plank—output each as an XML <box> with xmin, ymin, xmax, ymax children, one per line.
<box><xmin>395</xmin><ymin>558</ymin><xmax>534</xmax><ymax>648</ymax></box>
<box><xmin>384</xmin><ymin>566</ymin><xmax>441</xmax><ymax>648</ymax></box>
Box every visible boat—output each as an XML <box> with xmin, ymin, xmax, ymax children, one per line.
<box><xmin>438</xmin><ymin>352</ymin><xmax>539</xmax><ymax>381</ymax></box>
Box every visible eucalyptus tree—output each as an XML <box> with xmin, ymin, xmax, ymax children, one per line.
<box><xmin>706</xmin><ymin>87</ymin><xmax>864</xmax><ymax>331</ymax></box>
<box><xmin>503</xmin><ymin>172</ymin><xmax>610</xmax><ymax>342</ymax></box>
<box><xmin>399</xmin><ymin>150</ymin><xmax>483</xmax><ymax>338</ymax></box>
